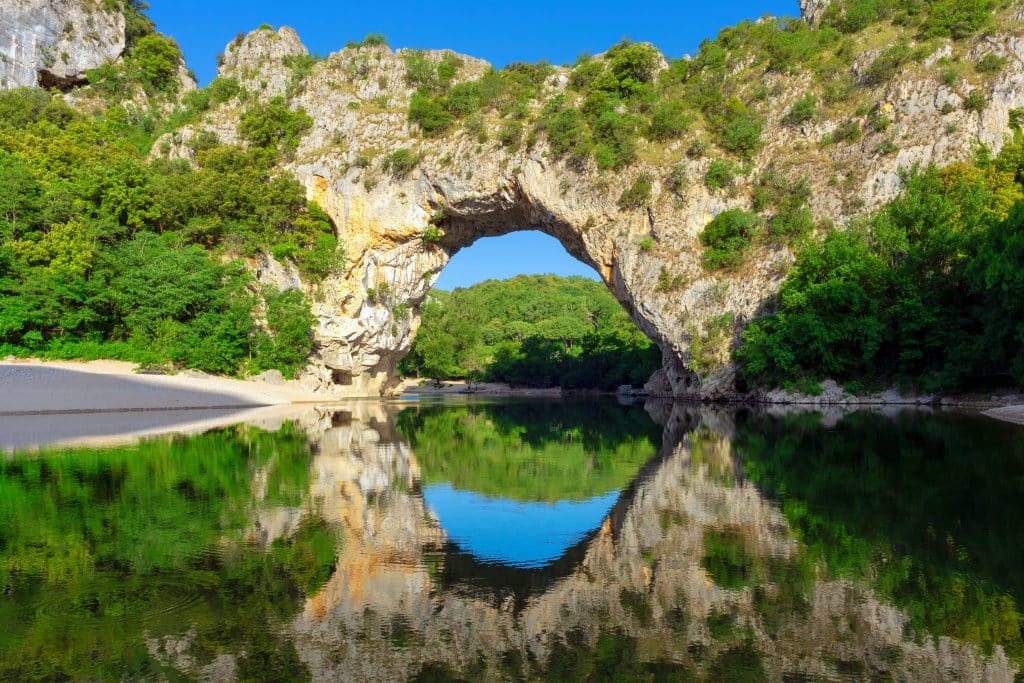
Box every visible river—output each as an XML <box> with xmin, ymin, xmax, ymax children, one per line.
<box><xmin>1</xmin><ymin>398</ymin><xmax>1021</xmax><ymax>681</ymax></box>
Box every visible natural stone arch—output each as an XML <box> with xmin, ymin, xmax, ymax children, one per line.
<box><xmin>182</xmin><ymin>23</ymin><xmax>1024</xmax><ymax>400</ymax></box>
<box><xmin>298</xmin><ymin>162</ymin><xmax>711</xmax><ymax>400</ymax></box>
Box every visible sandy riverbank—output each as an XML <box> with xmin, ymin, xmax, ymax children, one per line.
<box><xmin>0</xmin><ymin>359</ymin><xmax>326</xmax><ymax>413</ymax></box>
<box><xmin>982</xmin><ymin>405</ymin><xmax>1024</xmax><ymax>426</ymax></box>
<box><xmin>0</xmin><ymin>359</ymin><xmax>338</xmax><ymax>451</ymax></box>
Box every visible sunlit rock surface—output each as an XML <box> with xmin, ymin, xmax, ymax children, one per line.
<box><xmin>0</xmin><ymin>0</ymin><xmax>125</xmax><ymax>89</ymax></box>
<box><xmin>185</xmin><ymin>12</ymin><xmax>1024</xmax><ymax>400</ymax></box>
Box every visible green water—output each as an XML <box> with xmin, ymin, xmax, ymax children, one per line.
<box><xmin>1</xmin><ymin>399</ymin><xmax>1022</xmax><ymax>681</ymax></box>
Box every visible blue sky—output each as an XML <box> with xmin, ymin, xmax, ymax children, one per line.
<box><xmin>424</xmin><ymin>482</ymin><xmax>619</xmax><ymax>567</ymax></box>
<box><xmin>147</xmin><ymin>0</ymin><xmax>799</xmax><ymax>289</ymax></box>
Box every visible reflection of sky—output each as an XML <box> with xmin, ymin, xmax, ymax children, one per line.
<box><xmin>423</xmin><ymin>483</ymin><xmax>619</xmax><ymax>568</ymax></box>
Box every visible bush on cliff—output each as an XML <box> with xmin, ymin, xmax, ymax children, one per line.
<box><xmin>735</xmin><ymin>153</ymin><xmax>1024</xmax><ymax>392</ymax></box>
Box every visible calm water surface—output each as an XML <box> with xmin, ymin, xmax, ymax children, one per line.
<box><xmin>1</xmin><ymin>398</ymin><xmax>1022</xmax><ymax>681</ymax></box>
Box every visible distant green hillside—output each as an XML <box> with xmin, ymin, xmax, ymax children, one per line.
<box><xmin>400</xmin><ymin>274</ymin><xmax>660</xmax><ymax>389</ymax></box>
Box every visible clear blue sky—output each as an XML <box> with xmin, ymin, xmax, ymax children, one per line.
<box><xmin>147</xmin><ymin>0</ymin><xmax>798</xmax><ymax>290</ymax></box>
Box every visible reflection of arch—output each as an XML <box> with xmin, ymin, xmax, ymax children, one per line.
<box><xmin>427</xmin><ymin>433</ymin><xmax>679</xmax><ymax>611</ymax></box>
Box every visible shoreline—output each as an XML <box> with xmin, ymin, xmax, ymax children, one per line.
<box><xmin>3</xmin><ymin>359</ymin><xmax>1022</xmax><ymax>429</ymax></box>
<box><xmin>0</xmin><ymin>358</ymin><xmax>329</xmax><ymax>412</ymax></box>
<box><xmin>982</xmin><ymin>405</ymin><xmax>1024</xmax><ymax>427</ymax></box>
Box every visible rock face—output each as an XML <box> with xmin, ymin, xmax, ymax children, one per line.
<box><xmin>192</xmin><ymin>19</ymin><xmax>1024</xmax><ymax>400</ymax></box>
<box><xmin>10</xmin><ymin>4</ymin><xmax>1024</xmax><ymax>399</ymax></box>
<box><xmin>0</xmin><ymin>0</ymin><xmax>125</xmax><ymax>89</ymax></box>
<box><xmin>799</xmin><ymin>0</ymin><xmax>830</xmax><ymax>24</ymax></box>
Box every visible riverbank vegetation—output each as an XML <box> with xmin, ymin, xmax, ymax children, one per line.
<box><xmin>735</xmin><ymin>134</ymin><xmax>1024</xmax><ymax>393</ymax></box>
<box><xmin>0</xmin><ymin>424</ymin><xmax>337</xmax><ymax>680</ymax></box>
<box><xmin>0</xmin><ymin>87</ymin><xmax>337</xmax><ymax>377</ymax></box>
<box><xmin>399</xmin><ymin>275</ymin><xmax>660</xmax><ymax>390</ymax></box>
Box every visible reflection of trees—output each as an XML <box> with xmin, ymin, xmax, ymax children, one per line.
<box><xmin>1</xmin><ymin>403</ymin><xmax>1020</xmax><ymax>681</ymax></box>
<box><xmin>0</xmin><ymin>424</ymin><xmax>340</xmax><ymax>680</ymax></box>
<box><xmin>293</xmin><ymin>404</ymin><xmax>1018</xmax><ymax>682</ymax></box>
<box><xmin>734</xmin><ymin>409</ymin><xmax>1024</xmax><ymax>666</ymax></box>
<box><xmin>395</xmin><ymin>400</ymin><xmax>660</xmax><ymax>501</ymax></box>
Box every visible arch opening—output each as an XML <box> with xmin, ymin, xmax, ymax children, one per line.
<box><xmin>303</xmin><ymin>170</ymin><xmax>708</xmax><ymax>400</ymax></box>
<box><xmin>396</xmin><ymin>229</ymin><xmax>662</xmax><ymax>393</ymax></box>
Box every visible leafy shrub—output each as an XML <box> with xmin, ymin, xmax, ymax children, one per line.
<box><xmin>648</xmin><ymin>100</ymin><xmax>692</xmax><ymax>141</ymax></box>
<box><xmin>699</xmin><ymin>209</ymin><xmax>763</xmax><ymax>270</ymax></box>
<box><xmin>863</xmin><ymin>44</ymin><xmax>911</xmax><ymax>87</ymax></box>
<box><xmin>963</xmin><ymin>90</ymin><xmax>986</xmax><ymax>112</ymax></box>
<box><xmin>544</xmin><ymin>108</ymin><xmax>588</xmax><ymax>158</ymax></box>
<box><xmin>920</xmin><ymin>0</ymin><xmax>996</xmax><ymax>39</ymax></box>
<box><xmin>603</xmin><ymin>40</ymin><xmax>661</xmax><ymax>98</ymax></box>
<box><xmin>569</xmin><ymin>58</ymin><xmax>604</xmax><ymax>90</ymax></box>
<box><xmin>422</xmin><ymin>225</ymin><xmax>443</xmax><ymax>243</ymax></box>
<box><xmin>591</xmin><ymin>109</ymin><xmax>638</xmax><ymax>169</ymax></box>
<box><xmin>705</xmin><ymin>159</ymin><xmax>740</xmax><ymax>191</ymax></box>
<box><xmin>297</xmin><ymin>231</ymin><xmax>344</xmax><ymax>279</ymax></box>
<box><xmin>828</xmin><ymin>119</ymin><xmax>863</xmax><ymax>144</ymax></box>
<box><xmin>346</xmin><ymin>33</ymin><xmax>388</xmax><ymax>48</ymax></box>
<box><xmin>497</xmin><ymin>120</ymin><xmax>524</xmax><ymax>149</ymax></box>
<box><xmin>976</xmin><ymin>54</ymin><xmax>1007</xmax><ymax>74</ymax></box>
<box><xmin>238</xmin><ymin>96</ymin><xmax>313</xmax><ymax>154</ymax></box>
<box><xmin>408</xmin><ymin>91</ymin><xmax>453</xmax><ymax>136</ymax></box>
<box><xmin>715</xmin><ymin>98</ymin><xmax>764</xmax><ymax>157</ymax></box>
<box><xmin>436</xmin><ymin>53</ymin><xmax>463</xmax><ymax>84</ymax></box>
<box><xmin>769</xmin><ymin>206</ymin><xmax>815</xmax><ymax>240</ymax></box>
<box><xmin>404</xmin><ymin>52</ymin><xmax>438</xmax><ymax>89</ymax></box>
<box><xmin>618</xmin><ymin>174</ymin><xmax>654</xmax><ymax>210</ymax></box>
<box><xmin>823</xmin><ymin>0</ymin><xmax>893</xmax><ymax>34</ymax></box>
<box><xmin>752</xmin><ymin>168</ymin><xmax>811</xmax><ymax>213</ymax></box>
<box><xmin>128</xmin><ymin>34</ymin><xmax>182</xmax><ymax>94</ymax></box>
<box><xmin>687</xmin><ymin>139</ymin><xmax>709</xmax><ymax>158</ymax></box>
<box><xmin>782</xmin><ymin>95</ymin><xmax>817</xmax><ymax>126</ymax></box>
<box><xmin>256</xmin><ymin>287</ymin><xmax>315</xmax><ymax>378</ymax></box>
<box><xmin>445</xmin><ymin>81</ymin><xmax>482</xmax><ymax>116</ymax></box>
<box><xmin>665</xmin><ymin>164</ymin><xmax>687</xmax><ymax>196</ymax></box>
<box><xmin>206</xmin><ymin>76</ymin><xmax>242</xmax><ymax>104</ymax></box>
<box><xmin>875</xmin><ymin>139</ymin><xmax>898</xmax><ymax>155</ymax></box>
<box><xmin>383</xmin><ymin>148</ymin><xmax>420</xmax><ymax>177</ymax></box>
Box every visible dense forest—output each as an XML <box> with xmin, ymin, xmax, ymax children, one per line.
<box><xmin>399</xmin><ymin>275</ymin><xmax>660</xmax><ymax>390</ymax></box>
<box><xmin>734</xmin><ymin>136</ymin><xmax>1024</xmax><ymax>394</ymax></box>
<box><xmin>0</xmin><ymin>76</ymin><xmax>339</xmax><ymax>376</ymax></box>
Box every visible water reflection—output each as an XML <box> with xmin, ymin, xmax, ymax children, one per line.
<box><xmin>0</xmin><ymin>399</ymin><xmax>1021</xmax><ymax>681</ymax></box>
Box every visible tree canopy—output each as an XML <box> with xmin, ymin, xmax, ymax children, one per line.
<box><xmin>0</xmin><ymin>87</ymin><xmax>338</xmax><ymax>376</ymax></box>
<box><xmin>400</xmin><ymin>274</ymin><xmax>660</xmax><ymax>390</ymax></box>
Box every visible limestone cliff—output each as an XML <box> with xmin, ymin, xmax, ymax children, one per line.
<box><xmin>166</xmin><ymin>5</ymin><xmax>1024</xmax><ymax>400</ymax></box>
<box><xmin>0</xmin><ymin>0</ymin><xmax>125</xmax><ymax>89</ymax></box>
<box><xmin>10</xmin><ymin>1</ymin><xmax>1024</xmax><ymax>399</ymax></box>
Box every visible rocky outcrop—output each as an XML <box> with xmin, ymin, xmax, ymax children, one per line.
<box><xmin>0</xmin><ymin>0</ymin><xmax>125</xmax><ymax>90</ymax></box>
<box><xmin>186</xmin><ymin>18</ymin><xmax>1024</xmax><ymax>400</ymax></box>
<box><xmin>799</xmin><ymin>0</ymin><xmax>830</xmax><ymax>24</ymax></box>
<box><xmin>218</xmin><ymin>25</ymin><xmax>307</xmax><ymax>101</ymax></box>
<box><xmin>17</xmin><ymin>4</ymin><xmax>1024</xmax><ymax>400</ymax></box>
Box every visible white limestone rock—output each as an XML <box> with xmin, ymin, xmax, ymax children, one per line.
<box><xmin>0</xmin><ymin>0</ymin><xmax>125</xmax><ymax>89</ymax></box>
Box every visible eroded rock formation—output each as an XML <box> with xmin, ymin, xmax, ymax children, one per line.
<box><xmin>0</xmin><ymin>0</ymin><xmax>125</xmax><ymax>89</ymax></box>
<box><xmin>180</xmin><ymin>11</ymin><xmax>1024</xmax><ymax>400</ymax></box>
<box><xmin>8</xmin><ymin>1</ymin><xmax>1024</xmax><ymax>399</ymax></box>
